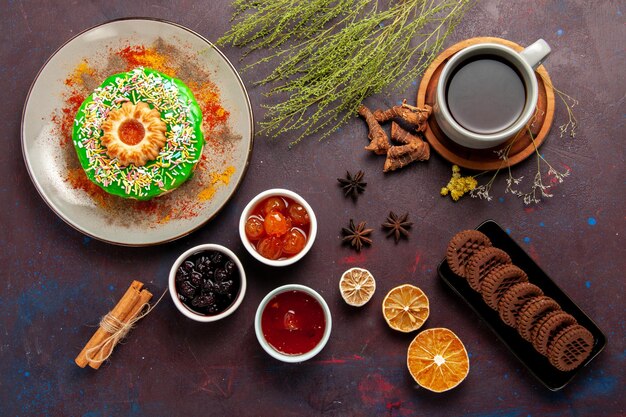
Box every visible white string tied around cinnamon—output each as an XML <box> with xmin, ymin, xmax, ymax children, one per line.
<box><xmin>84</xmin><ymin>289</ymin><xmax>167</xmax><ymax>364</ymax></box>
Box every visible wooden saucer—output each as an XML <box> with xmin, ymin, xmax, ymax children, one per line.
<box><xmin>417</xmin><ymin>37</ymin><xmax>555</xmax><ymax>171</ymax></box>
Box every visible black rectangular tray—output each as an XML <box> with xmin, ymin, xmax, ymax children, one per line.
<box><xmin>438</xmin><ymin>220</ymin><xmax>606</xmax><ymax>391</ymax></box>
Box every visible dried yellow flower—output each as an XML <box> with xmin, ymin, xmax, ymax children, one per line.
<box><xmin>441</xmin><ymin>165</ymin><xmax>477</xmax><ymax>201</ymax></box>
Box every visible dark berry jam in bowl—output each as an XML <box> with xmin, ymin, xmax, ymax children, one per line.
<box><xmin>255</xmin><ymin>284</ymin><xmax>332</xmax><ymax>363</ymax></box>
<box><xmin>169</xmin><ymin>244</ymin><xmax>246</xmax><ymax>322</ymax></box>
<box><xmin>239</xmin><ymin>189</ymin><xmax>318</xmax><ymax>267</ymax></box>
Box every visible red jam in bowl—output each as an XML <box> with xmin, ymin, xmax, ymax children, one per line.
<box><xmin>245</xmin><ymin>196</ymin><xmax>311</xmax><ymax>260</ymax></box>
<box><xmin>261</xmin><ymin>290</ymin><xmax>325</xmax><ymax>355</ymax></box>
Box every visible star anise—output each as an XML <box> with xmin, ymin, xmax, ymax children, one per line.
<box><xmin>337</xmin><ymin>170</ymin><xmax>366</xmax><ymax>200</ymax></box>
<box><xmin>342</xmin><ymin>219</ymin><xmax>373</xmax><ymax>252</ymax></box>
<box><xmin>381</xmin><ymin>211</ymin><xmax>413</xmax><ymax>243</ymax></box>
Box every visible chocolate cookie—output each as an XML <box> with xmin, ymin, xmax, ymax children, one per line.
<box><xmin>446</xmin><ymin>230</ymin><xmax>492</xmax><ymax>279</ymax></box>
<box><xmin>532</xmin><ymin>311</ymin><xmax>577</xmax><ymax>356</ymax></box>
<box><xmin>480</xmin><ymin>264</ymin><xmax>529</xmax><ymax>310</ymax></box>
<box><xmin>498</xmin><ymin>282</ymin><xmax>544</xmax><ymax>327</ymax></box>
<box><xmin>465</xmin><ymin>247</ymin><xmax>512</xmax><ymax>292</ymax></box>
<box><xmin>548</xmin><ymin>324</ymin><xmax>594</xmax><ymax>372</ymax></box>
<box><xmin>517</xmin><ymin>296</ymin><xmax>561</xmax><ymax>341</ymax></box>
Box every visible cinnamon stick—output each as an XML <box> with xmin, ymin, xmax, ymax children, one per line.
<box><xmin>75</xmin><ymin>280</ymin><xmax>146</xmax><ymax>368</ymax></box>
<box><xmin>88</xmin><ymin>286</ymin><xmax>153</xmax><ymax>369</ymax></box>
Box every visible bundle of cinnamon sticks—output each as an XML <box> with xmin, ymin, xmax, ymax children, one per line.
<box><xmin>75</xmin><ymin>280</ymin><xmax>152</xmax><ymax>369</ymax></box>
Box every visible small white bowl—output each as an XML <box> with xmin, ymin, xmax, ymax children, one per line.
<box><xmin>169</xmin><ymin>244</ymin><xmax>247</xmax><ymax>322</ymax></box>
<box><xmin>255</xmin><ymin>284</ymin><xmax>332</xmax><ymax>363</ymax></box>
<box><xmin>239</xmin><ymin>188</ymin><xmax>317</xmax><ymax>267</ymax></box>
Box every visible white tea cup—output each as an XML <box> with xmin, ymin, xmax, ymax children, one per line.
<box><xmin>434</xmin><ymin>39</ymin><xmax>551</xmax><ymax>149</ymax></box>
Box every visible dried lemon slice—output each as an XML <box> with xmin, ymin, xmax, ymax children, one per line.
<box><xmin>382</xmin><ymin>284</ymin><xmax>429</xmax><ymax>332</ymax></box>
<box><xmin>339</xmin><ymin>268</ymin><xmax>376</xmax><ymax>307</ymax></box>
<box><xmin>407</xmin><ymin>328</ymin><xmax>469</xmax><ymax>393</ymax></box>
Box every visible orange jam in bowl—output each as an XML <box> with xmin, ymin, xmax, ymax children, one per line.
<box><xmin>240</xmin><ymin>189</ymin><xmax>317</xmax><ymax>267</ymax></box>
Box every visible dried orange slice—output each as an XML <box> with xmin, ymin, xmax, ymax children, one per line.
<box><xmin>339</xmin><ymin>268</ymin><xmax>376</xmax><ymax>306</ymax></box>
<box><xmin>407</xmin><ymin>328</ymin><xmax>470</xmax><ymax>393</ymax></box>
<box><xmin>382</xmin><ymin>284</ymin><xmax>429</xmax><ymax>332</ymax></box>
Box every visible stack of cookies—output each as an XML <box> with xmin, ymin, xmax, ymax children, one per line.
<box><xmin>446</xmin><ymin>230</ymin><xmax>594</xmax><ymax>372</ymax></box>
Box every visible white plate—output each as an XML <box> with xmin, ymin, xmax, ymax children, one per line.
<box><xmin>21</xmin><ymin>18</ymin><xmax>253</xmax><ymax>246</ymax></box>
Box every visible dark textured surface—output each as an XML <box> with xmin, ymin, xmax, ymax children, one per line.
<box><xmin>1</xmin><ymin>1</ymin><xmax>624</xmax><ymax>416</ymax></box>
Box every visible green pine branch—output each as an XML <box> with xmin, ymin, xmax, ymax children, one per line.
<box><xmin>219</xmin><ymin>0</ymin><xmax>475</xmax><ymax>145</ymax></box>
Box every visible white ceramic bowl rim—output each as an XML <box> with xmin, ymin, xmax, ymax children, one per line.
<box><xmin>254</xmin><ymin>284</ymin><xmax>332</xmax><ymax>363</ymax></box>
<box><xmin>239</xmin><ymin>188</ymin><xmax>317</xmax><ymax>267</ymax></box>
<box><xmin>436</xmin><ymin>43</ymin><xmax>538</xmax><ymax>143</ymax></box>
<box><xmin>168</xmin><ymin>243</ymin><xmax>247</xmax><ymax>322</ymax></box>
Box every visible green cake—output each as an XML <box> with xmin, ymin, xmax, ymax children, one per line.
<box><xmin>72</xmin><ymin>67</ymin><xmax>204</xmax><ymax>200</ymax></box>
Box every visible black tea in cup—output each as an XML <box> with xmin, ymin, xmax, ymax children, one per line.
<box><xmin>445</xmin><ymin>55</ymin><xmax>526</xmax><ymax>135</ymax></box>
